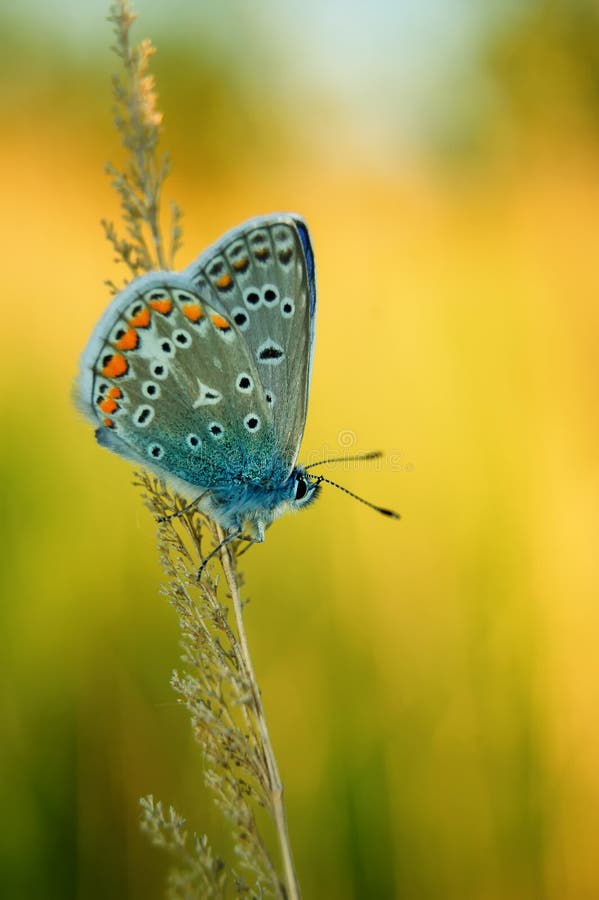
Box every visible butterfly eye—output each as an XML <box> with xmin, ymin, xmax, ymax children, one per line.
<box><xmin>295</xmin><ymin>477</ymin><xmax>308</xmax><ymax>501</ymax></box>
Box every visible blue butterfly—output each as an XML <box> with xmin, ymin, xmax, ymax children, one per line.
<box><xmin>77</xmin><ymin>213</ymin><xmax>398</xmax><ymax>551</ymax></box>
<box><xmin>77</xmin><ymin>213</ymin><xmax>322</xmax><ymax>544</ymax></box>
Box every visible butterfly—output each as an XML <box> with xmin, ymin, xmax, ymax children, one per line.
<box><xmin>77</xmin><ymin>213</ymin><xmax>398</xmax><ymax>553</ymax></box>
<box><xmin>76</xmin><ymin>213</ymin><xmax>323</xmax><ymax>543</ymax></box>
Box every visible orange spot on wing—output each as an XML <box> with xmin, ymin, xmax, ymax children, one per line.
<box><xmin>101</xmin><ymin>354</ymin><xmax>128</xmax><ymax>378</ymax></box>
<box><xmin>129</xmin><ymin>308</ymin><xmax>151</xmax><ymax>328</ymax></box>
<box><xmin>107</xmin><ymin>386</ymin><xmax>122</xmax><ymax>399</ymax></box>
<box><xmin>255</xmin><ymin>248</ymin><xmax>268</xmax><ymax>259</ymax></box>
<box><xmin>215</xmin><ymin>272</ymin><xmax>233</xmax><ymax>289</ymax></box>
<box><xmin>211</xmin><ymin>314</ymin><xmax>230</xmax><ymax>331</ymax></box>
<box><xmin>115</xmin><ymin>327</ymin><xmax>139</xmax><ymax>350</ymax></box>
<box><xmin>99</xmin><ymin>398</ymin><xmax>118</xmax><ymax>414</ymax></box>
<box><xmin>233</xmin><ymin>257</ymin><xmax>248</xmax><ymax>271</ymax></box>
<box><xmin>183</xmin><ymin>303</ymin><xmax>204</xmax><ymax>322</ymax></box>
<box><xmin>103</xmin><ymin>417</ymin><xmax>115</xmax><ymax>428</ymax></box>
<box><xmin>149</xmin><ymin>298</ymin><xmax>173</xmax><ymax>314</ymax></box>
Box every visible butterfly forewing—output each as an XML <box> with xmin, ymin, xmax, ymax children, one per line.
<box><xmin>184</xmin><ymin>214</ymin><xmax>316</xmax><ymax>473</ymax></box>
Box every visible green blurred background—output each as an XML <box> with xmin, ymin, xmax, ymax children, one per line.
<box><xmin>2</xmin><ymin>1</ymin><xmax>599</xmax><ymax>897</ymax></box>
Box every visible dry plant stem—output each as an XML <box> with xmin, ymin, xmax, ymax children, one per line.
<box><xmin>107</xmin><ymin>3</ymin><xmax>300</xmax><ymax>895</ymax></box>
<box><xmin>216</xmin><ymin>525</ymin><xmax>301</xmax><ymax>900</ymax></box>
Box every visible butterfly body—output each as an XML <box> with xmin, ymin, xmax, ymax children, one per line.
<box><xmin>77</xmin><ymin>213</ymin><xmax>319</xmax><ymax>541</ymax></box>
<box><xmin>200</xmin><ymin>466</ymin><xmax>320</xmax><ymax>541</ymax></box>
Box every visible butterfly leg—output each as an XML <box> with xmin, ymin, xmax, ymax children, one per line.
<box><xmin>157</xmin><ymin>490</ymin><xmax>209</xmax><ymax>524</ymax></box>
<box><xmin>236</xmin><ymin>537</ymin><xmax>256</xmax><ymax>559</ymax></box>
<box><xmin>197</xmin><ymin>528</ymin><xmax>243</xmax><ymax>580</ymax></box>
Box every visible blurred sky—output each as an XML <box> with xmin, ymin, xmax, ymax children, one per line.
<box><xmin>2</xmin><ymin>0</ymin><xmax>522</xmax><ymax>166</ymax></box>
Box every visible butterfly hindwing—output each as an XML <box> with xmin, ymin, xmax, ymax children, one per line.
<box><xmin>184</xmin><ymin>213</ymin><xmax>316</xmax><ymax>473</ymax></box>
<box><xmin>77</xmin><ymin>273</ymin><xmax>277</xmax><ymax>491</ymax></box>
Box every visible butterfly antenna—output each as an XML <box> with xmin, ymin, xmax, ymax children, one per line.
<box><xmin>307</xmin><ymin>473</ymin><xmax>400</xmax><ymax>519</ymax></box>
<box><xmin>304</xmin><ymin>450</ymin><xmax>383</xmax><ymax>470</ymax></box>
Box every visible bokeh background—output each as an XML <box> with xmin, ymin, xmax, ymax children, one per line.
<box><xmin>2</xmin><ymin>1</ymin><xmax>599</xmax><ymax>897</ymax></box>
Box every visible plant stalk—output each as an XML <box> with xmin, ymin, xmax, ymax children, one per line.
<box><xmin>216</xmin><ymin>526</ymin><xmax>301</xmax><ymax>900</ymax></box>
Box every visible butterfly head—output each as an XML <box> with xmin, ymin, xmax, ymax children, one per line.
<box><xmin>234</xmin><ymin>466</ymin><xmax>320</xmax><ymax>542</ymax></box>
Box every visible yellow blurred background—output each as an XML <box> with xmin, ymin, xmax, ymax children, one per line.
<box><xmin>2</xmin><ymin>1</ymin><xmax>599</xmax><ymax>897</ymax></box>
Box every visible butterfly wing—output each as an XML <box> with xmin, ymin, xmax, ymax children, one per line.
<box><xmin>76</xmin><ymin>272</ymin><xmax>278</xmax><ymax>494</ymax></box>
<box><xmin>183</xmin><ymin>213</ymin><xmax>316</xmax><ymax>475</ymax></box>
